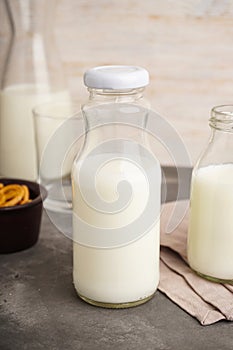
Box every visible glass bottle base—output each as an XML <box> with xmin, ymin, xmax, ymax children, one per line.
<box><xmin>77</xmin><ymin>292</ymin><xmax>155</xmax><ymax>309</ymax></box>
<box><xmin>192</xmin><ymin>269</ymin><xmax>233</xmax><ymax>285</ymax></box>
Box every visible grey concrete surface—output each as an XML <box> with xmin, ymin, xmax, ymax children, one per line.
<box><xmin>1</xmin><ymin>167</ymin><xmax>233</xmax><ymax>350</ymax></box>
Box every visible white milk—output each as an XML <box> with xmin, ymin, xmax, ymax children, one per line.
<box><xmin>188</xmin><ymin>164</ymin><xmax>233</xmax><ymax>280</ymax></box>
<box><xmin>72</xmin><ymin>156</ymin><xmax>160</xmax><ymax>304</ymax></box>
<box><xmin>0</xmin><ymin>84</ymin><xmax>70</xmax><ymax>180</ymax></box>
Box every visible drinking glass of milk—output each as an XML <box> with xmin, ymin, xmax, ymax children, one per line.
<box><xmin>72</xmin><ymin>66</ymin><xmax>161</xmax><ymax>308</ymax></box>
<box><xmin>0</xmin><ymin>0</ymin><xmax>70</xmax><ymax>181</ymax></box>
<box><xmin>188</xmin><ymin>105</ymin><xmax>233</xmax><ymax>283</ymax></box>
<box><xmin>33</xmin><ymin>101</ymin><xmax>81</xmax><ymax>212</ymax></box>
<box><xmin>32</xmin><ymin>101</ymin><xmax>83</xmax><ymax>238</ymax></box>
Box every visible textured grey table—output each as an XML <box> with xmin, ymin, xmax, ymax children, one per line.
<box><xmin>1</xmin><ymin>167</ymin><xmax>233</xmax><ymax>350</ymax></box>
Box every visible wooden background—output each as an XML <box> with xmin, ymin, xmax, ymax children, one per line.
<box><xmin>1</xmin><ymin>0</ymin><xmax>233</xmax><ymax>165</ymax></box>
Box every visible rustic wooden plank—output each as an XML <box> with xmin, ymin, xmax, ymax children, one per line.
<box><xmin>1</xmin><ymin>0</ymin><xmax>233</xmax><ymax>165</ymax></box>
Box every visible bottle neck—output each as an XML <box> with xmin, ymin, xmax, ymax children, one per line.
<box><xmin>82</xmin><ymin>86</ymin><xmax>148</xmax><ymax>128</ymax></box>
<box><xmin>87</xmin><ymin>87</ymin><xmax>147</xmax><ymax>106</ymax></box>
<box><xmin>210</xmin><ymin>128</ymin><xmax>233</xmax><ymax>143</ymax></box>
<box><xmin>2</xmin><ymin>0</ymin><xmax>66</xmax><ymax>90</ymax></box>
<box><xmin>209</xmin><ymin>105</ymin><xmax>233</xmax><ymax>155</ymax></box>
<box><xmin>6</xmin><ymin>0</ymin><xmax>55</xmax><ymax>38</ymax></box>
<box><xmin>81</xmin><ymin>87</ymin><xmax>149</xmax><ymax>154</ymax></box>
<box><xmin>197</xmin><ymin>106</ymin><xmax>233</xmax><ymax>168</ymax></box>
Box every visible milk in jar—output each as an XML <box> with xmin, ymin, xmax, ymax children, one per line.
<box><xmin>188</xmin><ymin>164</ymin><xmax>233</xmax><ymax>281</ymax></box>
<box><xmin>188</xmin><ymin>105</ymin><xmax>233</xmax><ymax>283</ymax></box>
<box><xmin>73</xmin><ymin>155</ymin><xmax>160</xmax><ymax>305</ymax></box>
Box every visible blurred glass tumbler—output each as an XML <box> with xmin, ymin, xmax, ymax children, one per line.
<box><xmin>33</xmin><ymin>101</ymin><xmax>82</xmax><ymax>216</ymax></box>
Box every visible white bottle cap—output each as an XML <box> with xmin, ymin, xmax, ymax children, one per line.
<box><xmin>83</xmin><ymin>65</ymin><xmax>149</xmax><ymax>89</ymax></box>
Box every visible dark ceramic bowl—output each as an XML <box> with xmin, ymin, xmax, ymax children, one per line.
<box><xmin>0</xmin><ymin>178</ymin><xmax>47</xmax><ymax>254</ymax></box>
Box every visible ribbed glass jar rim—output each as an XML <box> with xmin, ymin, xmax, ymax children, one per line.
<box><xmin>210</xmin><ymin>105</ymin><xmax>233</xmax><ymax>132</ymax></box>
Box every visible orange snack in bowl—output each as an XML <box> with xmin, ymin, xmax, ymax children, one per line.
<box><xmin>20</xmin><ymin>185</ymin><xmax>31</xmax><ymax>205</ymax></box>
<box><xmin>0</xmin><ymin>184</ymin><xmax>31</xmax><ymax>207</ymax></box>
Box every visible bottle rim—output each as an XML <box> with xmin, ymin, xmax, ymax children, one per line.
<box><xmin>210</xmin><ymin>105</ymin><xmax>233</xmax><ymax>132</ymax></box>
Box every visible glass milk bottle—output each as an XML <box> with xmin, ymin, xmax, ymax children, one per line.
<box><xmin>0</xmin><ymin>0</ymin><xmax>70</xmax><ymax>180</ymax></box>
<box><xmin>72</xmin><ymin>66</ymin><xmax>161</xmax><ymax>308</ymax></box>
<box><xmin>188</xmin><ymin>105</ymin><xmax>233</xmax><ymax>283</ymax></box>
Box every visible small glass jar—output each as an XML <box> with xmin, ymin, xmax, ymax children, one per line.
<box><xmin>72</xmin><ymin>66</ymin><xmax>161</xmax><ymax>308</ymax></box>
<box><xmin>188</xmin><ymin>105</ymin><xmax>233</xmax><ymax>284</ymax></box>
